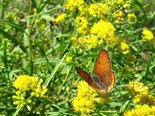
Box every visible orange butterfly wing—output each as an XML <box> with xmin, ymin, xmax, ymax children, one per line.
<box><xmin>75</xmin><ymin>67</ymin><xmax>93</xmax><ymax>85</ymax></box>
<box><xmin>93</xmin><ymin>49</ymin><xmax>115</xmax><ymax>92</ymax></box>
<box><xmin>76</xmin><ymin>67</ymin><xmax>105</xmax><ymax>90</ymax></box>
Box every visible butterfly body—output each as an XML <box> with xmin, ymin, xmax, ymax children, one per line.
<box><xmin>91</xmin><ymin>74</ymin><xmax>108</xmax><ymax>90</ymax></box>
<box><xmin>76</xmin><ymin>49</ymin><xmax>116</xmax><ymax>94</ymax></box>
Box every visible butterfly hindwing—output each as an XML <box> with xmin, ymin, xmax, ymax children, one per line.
<box><xmin>75</xmin><ymin>67</ymin><xmax>93</xmax><ymax>85</ymax></box>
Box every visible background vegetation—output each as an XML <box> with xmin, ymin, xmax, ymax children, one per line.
<box><xmin>0</xmin><ymin>0</ymin><xmax>155</xmax><ymax>115</ymax></box>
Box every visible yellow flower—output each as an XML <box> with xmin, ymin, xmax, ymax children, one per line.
<box><xmin>75</xmin><ymin>16</ymin><xmax>88</xmax><ymax>27</ymax></box>
<box><xmin>72</xmin><ymin>96</ymin><xmax>95</xmax><ymax>114</ymax></box>
<box><xmin>114</xmin><ymin>10</ymin><xmax>125</xmax><ymax>21</ymax></box>
<box><xmin>127</xmin><ymin>13</ymin><xmax>137</xmax><ymax>22</ymax></box>
<box><xmin>133</xmin><ymin>94</ymin><xmax>155</xmax><ymax>106</ymax></box>
<box><xmin>72</xmin><ymin>81</ymin><xmax>109</xmax><ymax>114</ymax></box>
<box><xmin>66</xmin><ymin>56</ymin><xmax>72</xmax><ymax>62</ymax></box>
<box><xmin>78</xmin><ymin>6</ymin><xmax>88</xmax><ymax>15</ymax></box>
<box><xmin>116</xmin><ymin>0</ymin><xmax>125</xmax><ymax>4</ymax></box>
<box><xmin>120</xmin><ymin>42</ymin><xmax>130</xmax><ymax>54</ymax></box>
<box><xmin>71</xmin><ymin>36</ymin><xmax>77</xmax><ymax>41</ymax></box>
<box><xmin>128</xmin><ymin>81</ymin><xmax>149</xmax><ymax>95</ymax></box>
<box><xmin>75</xmin><ymin>16</ymin><xmax>89</xmax><ymax>34</ymax></box>
<box><xmin>124</xmin><ymin>105</ymin><xmax>155</xmax><ymax>116</ymax></box>
<box><xmin>55</xmin><ymin>13</ymin><xmax>67</xmax><ymax>23</ymax></box>
<box><xmin>77</xmin><ymin>26</ymin><xmax>89</xmax><ymax>34</ymax></box>
<box><xmin>88</xmin><ymin>3</ymin><xmax>110</xmax><ymax>18</ymax></box>
<box><xmin>87</xmin><ymin>35</ymin><xmax>98</xmax><ymax>49</ymax></box>
<box><xmin>91</xmin><ymin>20</ymin><xmax>116</xmax><ymax>39</ymax></box>
<box><xmin>13</xmin><ymin>75</ymin><xmax>38</xmax><ymax>91</ymax></box>
<box><xmin>142</xmin><ymin>29</ymin><xmax>154</xmax><ymax>41</ymax></box>
<box><xmin>123</xmin><ymin>1</ymin><xmax>132</xmax><ymax>10</ymax></box>
<box><xmin>13</xmin><ymin>75</ymin><xmax>48</xmax><ymax>108</ymax></box>
<box><xmin>65</xmin><ymin>0</ymin><xmax>84</xmax><ymax>12</ymax></box>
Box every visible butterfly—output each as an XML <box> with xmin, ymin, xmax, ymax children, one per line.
<box><xmin>75</xmin><ymin>49</ymin><xmax>116</xmax><ymax>93</ymax></box>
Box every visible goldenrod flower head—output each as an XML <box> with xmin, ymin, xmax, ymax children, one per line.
<box><xmin>65</xmin><ymin>0</ymin><xmax>84</xmax><ymax>12</ymax></box>
<box><xmin>116</xmin><ymin>0</ymin><xmax>125</xmax><ymax>4</ymax></box>
<box><xmin>13</xmin><ymin>75</ymin><xmax>48</xmax><ymax>109</ymax></box>
<box><xmin>71</xmin><ymin>35</ymin><xmax>99</xmax><ymax>50</ymax></box>
<box><xmin>106</xmin><ymin>36</ymin><xmax>117</xmax><ymax>44</ymax></box>
<box><xmin>128</xmin><ymin>81</ymin><xmax>149</xmax><ymax>95</ymax></box>
<box><xmin>72</xmin><ymin>81</ymin><xmax>109</xmax><ymax>114</ymax></box>
<box><xmin>127</xmin><ymin>13</ymin><xmax>137</xmax><ymax>22</ymax></box>
<box><xmin>91</xmin><ymin>20</ymin><xmax>116</xmax><ymax>39</ymax></box>
<box><xmin>88</xmin><ymin>3</ymin><xmax>110</xmax><ymax>18</ymax></box>
<box><xmin>72</xmin><ymin>96</ymin><xmax>95</xmax><ymax>114</ymax></box>
<box><xmin>124</xmin><ymin>105</ymin><xmax>155</xmax><ymax>116</ymax></box>
<box><xmin>75</xmin><ymin>16</ymin><xmax>89</xmax><ymax>34</ymax></box>
<box><xmin>75</xmin><ymin>16</ymin><xmax>88</xmax><ymax>27</ymax></box>
<box><xmin>77</xmin><ymin>26</ymin><xmax>89</xmax><ymax>34</ymax></box>
<box><xmin>66</xmin><ymin>56</ymin><xmax>72</xmax><ymax>62</ymax></box>
<box><xmin>133</xmin><ymin>94</ymin><xmax>155</xmax><ymax>106</ymax></box>
<box><xmin>55</xmin><ymin>13</ymin><xmax>67</xmax><ymax>23</ymax></box>
<box><xmin>114</xmin><ymin>10</ymin><xmax>125</xmax><ymax>21</ymax></box>
<box><xmin>13</xmin><ymin>75</ymin><xmax>38</xmax><ymax>91</ymax></box>
<box><xmin>142</xmin><ymin>29</ymin><xmax>154</xmax><ymax>41</ymax></box>
<box><xmin>120</xmin><ymin>42</ymin><xmax>130</xmax><ymax>54</ymax></box>
<box><xmin>78</xmin><ymin>6</ymin><xmax>88</xmax><ymax>15</ymax></box>
<box><xmin>123</xmin><ymin>0</ymin><xmax>132</xmax><ymax>10</ymax></box>
<box><xmin>71</xmin><ymin>36</ymin><xmax>77</xmax><ymax>41</ymax></box>
<box><xmin>87</xmin><ymin>35</ymin><xmax>98</xmax><ymax>49</ymax></box>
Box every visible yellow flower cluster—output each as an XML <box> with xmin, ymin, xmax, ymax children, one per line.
<box><xmin>128</xmin><ymin>81</ymin><xmax>149</xmax><ymax>95</ymax></box>
<box><xmin>61</xmin><ymin>0</ymin><xmax>136</xmax><ymax>51</ymax></box>
<box><xmin>75</xmin><ymin>16</ymin><xmax>89</xmax><ymax>34</ymax></box>
<box><xmin>13</xmin><ymin>75</ymin><xmax>48</xmax><ymax>109</ymax></box>
<box><xmin>55</xmin><ymin>13</ymin><xmax>67</xmax><ymax>23</ymax></box>
<box><xmin>72</xmin><ymin>35</ymin><xmax>104</xmax><ymax>50</ymax></box>
<box><xmin>72</xmin><ymin>81</ymin><xmax>108</xmax><ymax>114</ymax></box>
<box><xmin>65</xmin><ymin>0</ymin><xmax>84</xmax><ymax>12</ymax></box>
<box><xmin>124</xmin><ymin>104</ymin><xmax>155</xmax><ymax>116</ymax></box>
<box><xmin>91</xmin><ymin>20</ymin><xmax>116</xmax><ymax>39</ymax></box>
<box><xmin>127</xmin><ymin>13</ymin><xmax>137</xmax><ymax>22</ymax></box>
<box><xmin>114</xmin><ymin>10</ymin><xmax>125</xmax><ymax>22</ymax></box>
<box><xmin>64</xmin><ymin>0</ymin><xmax>135</xmax><ymax>51</ymax></box>
<box><xmin>142</xmin><ymin>29</ymin><xmax>154</xmax><ymax>41</ymax></box>
<box><xmin>133</xmin><ymin>94</ymin><xmax>155</xmax><ymax>106</ymax></box>
<box><xmin>120</xmin><ymin>42</ymin><xmax>130</xmax><ymax>54</ymax></box>
<box><xmin>66</xmin><ymin>56</ymin><xmax>72</xmax><ymax>62</ymax></box>
<box><xmin>88</xmin><ymin>3</ymin><xmax>110</xmax><ymax>18</ymax></box>
<box><xmin>128</xmin><ymin>81</ymin><xmax>155</xmax><ymax>106</ymax></box>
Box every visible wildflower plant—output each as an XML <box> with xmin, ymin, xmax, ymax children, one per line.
<box><xmin>72</xmin><ymin>81</ymin><xmax>109</xmax><ymax>114</ymax></box>
<box><xmin>13</xmin><ymin>75</ymin><xmax>48</xmax><ymax>110</ymax></box>
<box><xmin>0</xmin><ymin>0</ymin><xmax>155</xmax><ymax>115</ymax></box>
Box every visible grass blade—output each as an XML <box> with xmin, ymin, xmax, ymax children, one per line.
<box><xmin>43</xmin><ymin>53</ymin><xmax>67</xmax><ymax>87</ymax></box>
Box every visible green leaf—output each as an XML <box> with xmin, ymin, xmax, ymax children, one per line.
<box><xmin>0</xmin><ymin>20</ymin><xmax>26</xmax><ymax>34</ymax></box>
<box><xmin>43</xmin><ymin>53</ymin><xmax>67</xmax><ymax>87</ymax></box>
<box><xmin>0</xmin><ymin>28</ymin><xmax>27</xmax><ymax>53</ymax></box>
<box><xmin>119</xmin><ymin>100</ymin><xmax>130</xmax><ymax>114</ymax></box>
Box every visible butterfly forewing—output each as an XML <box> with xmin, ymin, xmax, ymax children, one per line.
<box><xmin>93</xmin><ymin>49</ymin><xmax>115</xmax><ymax>92</ymax></box>
<box><xmin>75</xmin><ymin>67</ymin><xmax>93</xmax><ymax>85</ymax></box>
<box><xmin>94</xmin><ymin>49</ymin><xmax>111</xmax><ymax>77</ymax></box>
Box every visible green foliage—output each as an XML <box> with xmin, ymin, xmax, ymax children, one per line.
<box><xmin>0</xmin><ymin>0</ymin><xmax>155</xmax><ymax>115</ymax></box>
